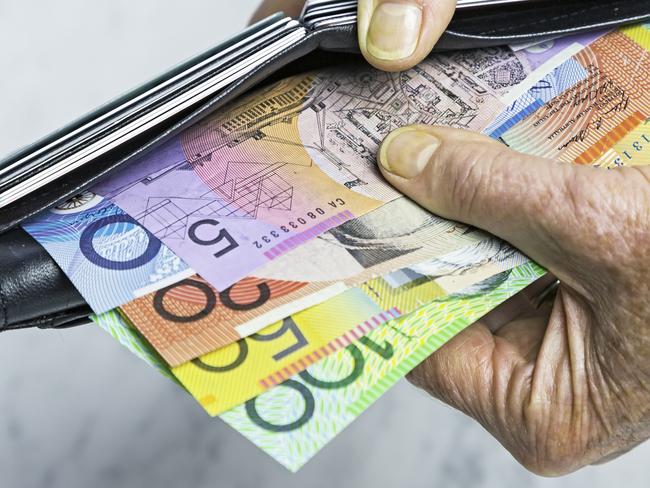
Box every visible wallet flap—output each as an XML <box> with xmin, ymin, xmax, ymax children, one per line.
<box><xmin>313</xmin><ymin>0</ymin><xmax>650</xmax><ymax>50</ymax></box>
<box><xmin>441</xmin><ymin>0</ymin><xmax>650</xmax><ymax>47</ymax></box>
<box><xmin>0</xmin><ymin>228</ymin><xmax>89</xmax><ymax>331</ymax></box>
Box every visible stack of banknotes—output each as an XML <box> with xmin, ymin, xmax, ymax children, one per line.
<box><xmin>22</xmin><ymin>24</ymin><xmax>650</xmax><ymax>471</ymax></box>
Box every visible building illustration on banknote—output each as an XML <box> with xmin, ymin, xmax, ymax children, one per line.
<box><xmin>105</xmin><ymin>47</ymin><xmax>528</xmax><ymax>240</ymax></box>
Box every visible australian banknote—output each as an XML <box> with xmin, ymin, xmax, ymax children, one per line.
<box><xmin>173</xmin><ymin>238</ymin><xmax>528</xmax><ymax>417</ymax></box>
<box><xmin>22</xmin><ymin>192</ymin><xmax>191</xmax><ymax>313</ymax></box>
<box><xmin>219</xmin><ymin>261</ymin><xmax>544</xmax><ymax>471</ymax></box>
<box><xmin>501</xmin><ymin>26</ymin><xmax>650</xmax><ymax>167</ymax></box>
<box><xmin>120</xmin><ymin>197</ymin><xmax>489</xmax><ymax>365</ymax></box>
<box><xmin>121</xmin><ymin>274</ymin><xmax>348</xmax><ymax>366</ymax></box>
<box><xmin>503</xmin><ymin>30</ymin><xmax>609</xmax><ymax>105</ymax></box>
<box><xmin>93</xmin><ymin>260</ymin><xmax>545</xmax><ymax>471</ymax></box>
<box><xmin>93</xmin><ymin>46</ymin><xmax>535</xmax><ymax>291</ymax></box>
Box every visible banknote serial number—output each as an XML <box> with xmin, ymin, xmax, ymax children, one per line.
<box><xmin>252</xmin><ymin>199</ymin><xmax>346</xmax><ymax>250</ymax></box>
<box><xmin>614</xmin><ymin>132</ymin><xmax>650</xmax><ymax>166</ymax></box>
<box><xmin>184</xmin><ymin>199</ymin><xmax>346</xmax><ymax>258</ymax></box>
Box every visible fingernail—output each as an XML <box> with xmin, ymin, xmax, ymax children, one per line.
<box><xmin>366</xmin><ymin>2</ymin><xmax>422</xmax><ymax>61</ymax></box>
<box><xmin>379</xmin><ymin>127</ymin><xmax>440</xmax><ymax>179</ymax></box>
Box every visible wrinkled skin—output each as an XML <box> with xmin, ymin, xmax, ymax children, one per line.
<box><xmin>252</xmin><ymin>1</ymin><xmax>650</xmax><ymax>475</ymax></box>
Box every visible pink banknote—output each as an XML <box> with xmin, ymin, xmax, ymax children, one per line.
<box><xmin>96</xmin><ymin>48</ymin><xmax>522</xmax><ymax>290</ymax></box>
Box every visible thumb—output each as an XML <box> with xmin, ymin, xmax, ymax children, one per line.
<box><xmin>358</xmin><ymin>0</ymin><xmax>456</xmax><ymax>72</ymax></box>
<box><xmin>376</xmin><ymin>125</ymin><xmax>589</xmax><ymax>274</ymax></box>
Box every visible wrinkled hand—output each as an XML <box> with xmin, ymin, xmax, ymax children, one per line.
<box><xmin>379</xmin><ymin>125</ymin><xmax>650</xmax><ymax>475</ymax></box>
<box><xmin>251</xmin><ymin>0</ymin><xmax>650</xmax><ymax>475</ymax></box>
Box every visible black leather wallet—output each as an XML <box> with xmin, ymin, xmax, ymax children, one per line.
<box><xmin>1</xmin><ymin>0</ymin><xmax>648</xmax><ymax>332</ymax></box>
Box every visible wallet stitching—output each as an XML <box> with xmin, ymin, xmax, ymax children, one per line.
<box><xmin>480</xmin><ymin>3</ymin><xmax>626</xmax><ymax>35</ymax></box>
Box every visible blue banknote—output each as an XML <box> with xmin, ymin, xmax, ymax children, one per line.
<box><xmin>22</xmin><ymin>192</ymin><xmax>191</xmax><ymax>313</ymax></box>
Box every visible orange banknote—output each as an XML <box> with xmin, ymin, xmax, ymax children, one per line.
<box><xmin>121</xmin><ymin>198</ymin><xmax>485</xmax><ymax>366</ymax></box>
<box><xmin>120</xmin><ymin>275</ymin><xmax>345</xmax><ymax>366</ymax></box>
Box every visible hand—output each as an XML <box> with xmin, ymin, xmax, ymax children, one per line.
<box><xmin>250</xmin><ymin>0</ymin><xmax>456</xmax><ymax>72</ymax></box>
<box><xmin>251</xmin><ymin>0</ymin><xmax>650</xmax><ymax>475</ymax></box>
<box><xmin>378</xmin><ymin>124</ymin><xmax>650</xmax><ymax>475</ymax></box>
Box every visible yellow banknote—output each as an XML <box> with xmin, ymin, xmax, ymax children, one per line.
<box><xmin>172</xmin><ymin>287</ymin><xmax>387</xmax><ymax>416</ymax></box>
<box><xmin>173</xmin><ymin>238</ymin><xmax>524</xmax><ymax>416</ymax></box>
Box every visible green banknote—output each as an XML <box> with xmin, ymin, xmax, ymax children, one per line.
<box><xmin>218</xmin><ymin>261</ymin><xmax>544</xmax><ymax>471</ymax></box>
<box><xmin>93</xmin><ymin>261</ymin><xmax>545</xmax><ymax>471</ymax></box>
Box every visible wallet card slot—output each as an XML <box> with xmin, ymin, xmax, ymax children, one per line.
<box><xmin>0</xmin><ymin>19</ymin><xmax>300</xmax><ymax>197</ymax></box>
<box><xmin>0</xmin><ymin>18</ymin><xmax>298</xmax><ymax>191</ymax></box>
<box><xmin>0</xmin><ymin>24</ymin><xmax>307</xmax><ymax>210</ymax></box>
<box><xmin>0</xmin><ymin>14</ymin><xmax>286</xmax><ymax>176</ymax></box>
<box><xmin>0</xmin><ymin>17</ymin><xmax>296</xmax><ymax>193</ymax></box>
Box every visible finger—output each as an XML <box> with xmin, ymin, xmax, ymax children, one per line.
<box><xmin>376</xmin><ymin>124</ymin><xmax>598</xmax><ymax>276</ymax></box>
<box><xmin>358</xmin><ymin>0</ymin><xmax>456</xmax><ymax>72</ymax></box>
<box><xmin>407</xmin><ymin>312</ymin><xmax>547</xmax><ymax>429</ymax></box>
<box><xmin>407</xmin><ymin>305</ymin><xmax>551</xmax><ymax>468</ymax></box>
<box><xmin>250</xmin><ymin>0</ymin><xmax>305</xmax><ymax>24</ymax></box>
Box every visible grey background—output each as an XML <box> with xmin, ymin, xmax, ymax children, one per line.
<box><xmin>0</xmin><ymin>1</ymin><xmax>647</xmax><ymax>487</ymax></box>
